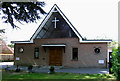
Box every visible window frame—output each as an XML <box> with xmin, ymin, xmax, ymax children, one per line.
<box><xmin>94</xmin><ymin>48</ymin><xmax>101</xmax><ymax>54</ymax></box>
<box><xmin>34</xmin><ymin>47</ymin><xmax>39</xmax><ymax>59</ymax></box>
<box><xmin>18</xmin><ymin>47</ymin><xmax>24</xmax><ymax>53</ymax></box>
<box><xmin>72</xmin><ymin>48</ymin><xmax>78</xmax><ymax>61</ymax></box>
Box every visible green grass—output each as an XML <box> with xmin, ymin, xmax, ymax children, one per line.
<box><xmin>1</xmin><ymin>71</ymin><xmax>116</xmax><ymax>81</ymax></box>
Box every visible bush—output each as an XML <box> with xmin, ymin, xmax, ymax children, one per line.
<box><xmin>49</xmin><ymin>66</ymin><xmax>55</xmax><ymax>74</ymax></box>
<box><xmin>15</xmin><ymin>68</ymin><xmax>20</xmax><ymax>72</ymax></box>
<box><xmin>5</xmin><ymin>65</ymin><xmax>10</xmax><ymax>71</ymax></box>
<box><xmin>28</xmin><ymin>65</ymin><xmax>33</xmax><ymax>73</ymax></box>
<box><xmin>15</xmin><ymin>65</ymin><xmax>20</xmax><ymax>72</ymax></box>
<box><xmin>111</xmin><ymin>47</ymin><xmax>120</xmax><ymax>81</ymax></box>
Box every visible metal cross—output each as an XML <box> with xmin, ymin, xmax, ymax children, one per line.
<box><xmin>52</xmin><ymin>17</ymin><xmax>59</xmax><ymax>28</ymax></box>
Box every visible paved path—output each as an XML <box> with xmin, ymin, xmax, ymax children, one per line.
<box><xmin>55</xmin><ymin>68</ymin><xmax>109</xmax><ymax>74</ymax></box>
<box><xmin>0</xmin><ymin>62</ymin><xmax>109</xmax><ymax>74</ymax></box>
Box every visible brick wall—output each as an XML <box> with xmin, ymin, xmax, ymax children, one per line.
<box><xmin>14</xmin><ymin>38</ymin><xmax>108</xmax><ymax>68</ymax></box>
<box><xmin>0</xmin><ymin>54</ymin><xmax>14</xmax><ymax>61</ymax></box>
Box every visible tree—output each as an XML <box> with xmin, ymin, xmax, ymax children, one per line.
<box><xmin>109</xmin><ymin>41</ymin><xmax>118</xmax><ymax>47</ymax></box>
<box><xmin>0</xmin><ymin>2</ymin><xmax>46</xmax><ymax>28</ymax></box>
<box><xmin>8</xmin><ymin>43</ymin><xmax>14</xmax><ymax>48</ymax></box>
<box><xmin>111</xmin><ymin>47</ymin><xmax>120</xmax><ymax>81</ymax></box>
<box><xmin>0</xmin><ymin>29</ymin><xmax>6</xmax><ymax>41</ymax></box>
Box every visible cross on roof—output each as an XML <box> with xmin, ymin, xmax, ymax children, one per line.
<box><xmin>52</xmin><ymin>17</ymin><xmax>59</xmax><ymax>28</ymax></box>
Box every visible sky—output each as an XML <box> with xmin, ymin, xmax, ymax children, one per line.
<box><xmin>0</xmin><ymin>0</ymin><xmax>119</xmax><ymax>44</ymax></box>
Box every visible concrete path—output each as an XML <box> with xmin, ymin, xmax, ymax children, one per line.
<box><xmin>55</xmin><ymin>68</ymin><xmax>109</xmax><ymax>74</ymax></box>
<box><xmin>0</xmin><ymin>62</ymin><xmax>109</xmax><ymax>74</ymax></box>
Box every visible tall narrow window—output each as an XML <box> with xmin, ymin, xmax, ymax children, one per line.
<box><xmin>72</xmin><ymin>48</ymin><xmax>78</xmax><ymax>60</ymax></box>
<box><xmin>34</xmin><ymin>47</ymin><xmax>39</xmax><ymax>59</ymax></box>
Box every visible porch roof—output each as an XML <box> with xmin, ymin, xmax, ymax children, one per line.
<box><xmin>41</xmin><ymin>44</ymin><xmax>66</xmax><ymax>47</ymax></box>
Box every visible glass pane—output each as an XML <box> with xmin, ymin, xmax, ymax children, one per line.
<box><xmin>72</xmin><ymin>48</ymin><xmax>78</xmax><ymax>60</ymax></box>
<box><xmin>34</xmin><ymin>48</ymin><xmax>39</xmax><ymax>58</ymax></box>
<box><xmin>35</xmin><ymin>52</ymin><xmax>39</xmax><ymax>58</ymax></box>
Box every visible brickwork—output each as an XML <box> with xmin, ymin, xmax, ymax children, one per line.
<box><xmin>0</xmin><ymin>54</ymin><xmax>14</xmax><ymax>60</ymax></box>
<box><xmin>14</xmin><ymin>38</ymin><xmax>108</xmax><ymax>68</ymax></box>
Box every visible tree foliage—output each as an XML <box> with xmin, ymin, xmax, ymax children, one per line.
<box><xmin>111</xmin><ymin>47</ymin><xmax>120</xmax><ymax>81</ymax></box>
<box><xmin>109</xmin><ymin>41</ymin><xmax>118</xmax><ymax>47</ymax></box>
<box><xmin>0</xmin><ymin>2</ymin><xmax>46</xmax><ymax>28</ymax></box>
<box><xmin>8</xmin><ymin>43</ymin><xmax>14</xmax><ymax>48</ymax></box>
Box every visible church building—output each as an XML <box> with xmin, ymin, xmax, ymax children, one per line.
<box><xmin>12</xmin><ymin>4</ymin><xmax>112</xmax><ymax>68</ymax></box>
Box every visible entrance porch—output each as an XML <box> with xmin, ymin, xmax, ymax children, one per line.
<box><xmin>41</xmin><ymin>44</ymin><xmax>66</xmax><ymax>66</ymax></box>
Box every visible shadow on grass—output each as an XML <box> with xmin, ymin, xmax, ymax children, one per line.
<box><xmin>1</xmin><ymin>71</ymin><xmax>116</xmax><ymax>81</ymax></box>
<box><xmin>1</xmin><ymin>79</ymin><xmax>117</xmax><ymax>81</ymax></box>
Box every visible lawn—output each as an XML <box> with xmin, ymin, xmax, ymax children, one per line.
<box><xmin>1</xmin><ymin>71</ymin><xmax>116</xmax><ymax>81</ymax></box>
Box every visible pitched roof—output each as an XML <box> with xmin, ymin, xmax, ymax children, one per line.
<box><xmin>0</xmin><ymin>40</ymin><xmax>13</xmax><ymax>54</ymax></box>
<box><xmin>11</xmin><ymin>4</ymin><xmax>112</xmax><ymax>43</ymax></box>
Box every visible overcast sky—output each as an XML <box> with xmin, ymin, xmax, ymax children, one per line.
<box><xmin>0</xmin><ymin>0</ymin><xmax>119</xmax><ymax>44</ymax></box>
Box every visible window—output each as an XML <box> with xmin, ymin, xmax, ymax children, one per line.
<box><xmin>18</xmin><ymin>47</ymin><xmax>24</xmax><ymax>53</ymax></box>
<box><xmin>72</xmin><ymin>48</ymin><xmax>78</xmax><ymax>60</ymax></box>
<box><xmin>34</xmin><ymin>47</ymin><xmax>39</xmax><ymax>59</ymax></box>
<box><xmin>94</xmin><ymin>48</ymin><xmax>100</xmax><ymax>54</ymax></box>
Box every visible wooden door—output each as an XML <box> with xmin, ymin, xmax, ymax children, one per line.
<box><xmin>49</xmin><ymin>48</ymin><xmax>62</xmax><ymax>66</ymax></box>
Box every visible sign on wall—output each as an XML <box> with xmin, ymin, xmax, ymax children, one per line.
<box><xmin>98</xmin><ymin>60</ymin><xmax>104</xmax><ymax>64</ymax></box>
<box><xmin>16</xmin><ymin>57</ymin><xmax>20</xmax><ymax>60</ymax></box>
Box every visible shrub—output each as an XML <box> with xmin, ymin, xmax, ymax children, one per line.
<box><xmin>49</xmin><ymin>66</ymin><xmax>55</xmax><ymax>74</ymax></box>
<box><xmin>15</xmin><ymin>65</ymin><xmax>20</xmax><ymax>72</ymax></box>
<box><xmin>5</xmin><ymin>65</ymin><xmax>10</xmax><ymax>71</ymax></box>
<box><xmin>28</xmin><ymin>65</ymin><xmax>33</xmax><ymax>73</ymax></box>
<box><xmin>111</xmin><ymin>47</ymin><xmax>120</xmax><ymax>81</ymax></box>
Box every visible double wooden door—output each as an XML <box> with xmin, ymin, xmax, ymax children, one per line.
<box><xmin>49</xmin><ymin>47</ymin><xmax>62</xmax><ymax>66</ymax></box>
